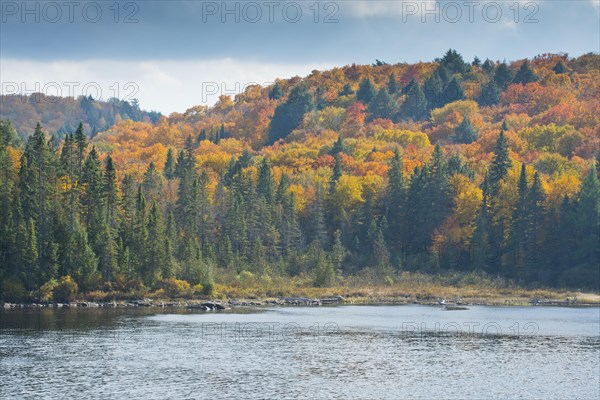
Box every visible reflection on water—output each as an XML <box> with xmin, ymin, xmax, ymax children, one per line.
<box><xmin>1</xmin><ymin>305</ymin><xmax>599</xmax><ymax>399</ymax></box>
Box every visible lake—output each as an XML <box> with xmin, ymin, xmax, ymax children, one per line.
<box><xmin>1</xmin><ymin>305</ymin><xmax>599</xmax><ymax>399</ymax></box>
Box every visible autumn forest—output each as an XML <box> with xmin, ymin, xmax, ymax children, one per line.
<box><xmin>0</xmin><ymin>50</ymin><xmax>599</xmax><ymax>302</ymax></box>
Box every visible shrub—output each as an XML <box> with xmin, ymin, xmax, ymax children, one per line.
<box><xmin>201</xmin><ymin>281</ymin><xmax>214</xmax><ymax>296</ymax></box>
<box><xmin>192</xmin><ymin>284</ymin><xmax>204</xmax><ymax>296</ymax></box>
<box><xmin>38</xmin><ymin>279</ymin><xmax>58</xmax><ymax>302</ymax></box>
<box><xmin>3</xmin><ymin>278</ymin><xmax>28</xmax><ymax>302</ymax></box>
<box><xmin>158</xmin><ymin>278</ymin><xmax>191</xmax><ymax>298</ymax></box>
<box><xmin>238</xmin><ymin>270</ymin><xmax>256</xmax><ymax>288</ymax></box>
<box><xmin>53</xmin><ymin>276</ymin><xmax>78</xmax><ymax>303</ymax></box>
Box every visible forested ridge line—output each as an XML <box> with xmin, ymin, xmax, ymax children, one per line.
<box><xmin>0</xmin><ymin>50</ymin><xmax>598</xmax><ymax>302</ymax></box>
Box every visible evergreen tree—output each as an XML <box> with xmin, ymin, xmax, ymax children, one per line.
<box><xmin>478</xmin><ymin>80</ymin><xmax>502</xmax><ymax>106</ymax></box>
<box><xmin>356</xmin><ymin>77</ymin><xmax>376</xmax><ymax>104</ymax></box>
<box><xmin>424</xmin><ymin>70</ymin><xmax>444</xmax><ymax>110</ymax></box>
<box><xmin>494</xmin><ymin>62</ymin><xmax>514</xmax><ymax>89</ymax></box>
<box><xmin>269</xmin><ymin>82</ymin><xmax>284</xmax><ymax>100</ymax></box>
<box><xmin>398</xmin><ymin>80</ymin><xmax>428</xmax><ymax>120</ymax></box>
<box><xmin>368</xmin><ymin>87</ymin><xmax>398</xmax><ymax>120</ymax></box>
<box><xmin>338</xmin><ymin>83</ymin><xmax>354</xmax><ymax>97</ymax></box>
<box><xmin>488</xmin><ymin>131</ymin><xmax>512</xmax><ymax>195</ymax></box>
<box><xmin>512</xmin><ymin>60</ymin><xmax>538</xmax><ymax>85</ymax></box>
<box><xmin>386</xmin><ymin>148</ymin><xmax>406</xmax><ymax>248</ymax></box>
<box><xmin>525</xmin><ymin>172</ymin><xmax>545</xmax><ymax>278</ymax></box>
<box><xmin>510</xmin><ymin>163</ymin><xmax>528</xmax><ymax>275</ymax></box>
<box><xmin>438</xmin><ymin>49</ymin><xmax>469</xmax><ymax>74</ymax></box>
<box><xmin>553</xmin><ymin>60</ymin><xmax>568</xmax><ymax>74</ymax></box>
<box><xmin>443</xmin><ymin>77</ymin><xmax>465</xmax><ymax>104</ymax></box>
<box><xmin>268</xmin><ymin>85</ymin><xmax>314</xmax><ymax>144</ymax></box>
<box><xmin>576</xmin><ymin>165</ymin><xmax>600</xmax><ymax>271</ymax></box>
<box><xmin>452</xmin><ymin>116</ymin><xmax>478</xmax><ymax>144</ymax></box>
<box><xmin>145</xmin><ymin>201</ymin><xmax>165</xmax><ymax>287</ymax></box>
<box><xmin>482</xmin><ymin>59</ymin><xmax>494</xmax><ymax>75</ymax></box>
<box><xmin>387</xmin><ymin>73</ymin><xmax>399</xmax><ymax>94</ymax></box>
<box><xmin>330</xmin><ymin>134</ymin><xmax>348</xmax><ymax>156</ymax></box>
<box><xmin>164</xmin><ymin>148</ymin><xmax>176</xmax><ymax>179</ymax></box>
<box><xmin>74</xmin><ymin>122</ymin><xmax>87</xmax><ymax>178</ymax></box>
<box><xmin>257</xmin><ymin>158</ymin><xmax>274</xmax><ymax>204</ymax></box>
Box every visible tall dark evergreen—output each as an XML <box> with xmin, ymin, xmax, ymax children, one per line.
<box><xmin>478</xmin><ymin>80</ymin><xmax>502</xmax><ymax>106</ymax></box>
<box><xmin>164</xmin><ymin>148</ymin><xmax>176</xmax><ymax>179</ymax></box>
<box><xmin>368</xmin><ymin>87</ymin><xmax>398</xmax><ymax>120</ymax></box>
<box><xmin>494</xmin><ymin>62</ymin><xmax>514</xmax><ymax>90</ymax></box>
<box><xmin>398</xmin><ymin>80</ymin><xmax>428</xmax><ymax>121</ymax></box>
<box><xmin>512</xmin><ymin>60</ymin><xmax>538</xmax><ymax>85</ymax></box>
<box><xmin>268</xmin><ymin>85</ymin><xmax>314</xmax><ymax>144</ymax></box>
<box><xmin>488</xmin><ymin>130</ymin><xmax>512</xmax><ymax>195</ymax></box>
<box><xmin>356</xmin><ymin>77</ymin><xmax>376</xmax><ymax>104</ymax></box>
<box><xmin>452</xmin><ymin>116</ymin><xmax>478</xmax><ymax>144</ymax></box>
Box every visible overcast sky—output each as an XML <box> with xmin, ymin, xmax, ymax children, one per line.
<box><xmin>1</xmin><ymin>0</ymin><xmax>599</xmax><ymax>114</ymax></box>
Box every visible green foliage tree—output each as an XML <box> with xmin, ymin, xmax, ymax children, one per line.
<box><xmin>268</xmin><ymin>85</ymin><xmax>314</xmax><ymax>144</ymax></box>
<box><xmin>356</xmin><ymin>77</ymin><xmax>376</xmax><ymax>104</ymax></box>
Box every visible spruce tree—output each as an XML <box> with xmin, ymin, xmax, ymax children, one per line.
<box><xmin>398</xmin><ymin>80</ymin><xmax>428</xmax><ymax>120</ymax></box>
<box><xmin>478</xmin><ymin>80</ymin><xmax>502</xmax><ymax>106</ymax></box>
<box><xmin>488</xmin><ymin>131</ymin><xmax>512</xmax><ymax>195</ymax></box>
<box><xmin>164</xmin><ymin>148</ymin><xmax>176</xmax><ymax>179</ymax></box>
<box><xmin>356</xmin><ymin>77</ymin><xmax>376</xmax><ymax>104</ymax></box>
<box><xmin>387</xmin><ymin>73</ymin><xmax>399</xmax><ymax>94</ymax></box>
<box><xmin>452</xmin><ymin>116</ymin><xmax>478</xmax><ymax>144</ymax></box>
<box><xmin>494</xmin><ymin>62</ymin><xmax>514</xmax><ymax>89</ymax></box>
<box><xmin>368</xmin><ymin>87</ymin><xmax>398</xmax><ymax>120</ymax></box>
<box><xmin>512</xmin><ymin>60</ymin><xmax>538</xmax><ymax>85</ymax></box>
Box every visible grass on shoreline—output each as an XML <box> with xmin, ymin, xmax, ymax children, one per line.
<box><xmin>74</xmin><ymin>270</ymin><xmax>599</xmax><ymax>306</ymax></box>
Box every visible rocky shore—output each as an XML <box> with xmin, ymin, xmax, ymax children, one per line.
<box><xmin>0</xmin><ymin>296</ymin><xmax>347</xmax><ymax>310</ymax></box>
<box><xmin>2</xmin><ymin>295</ymin><xmax>598</xmax><ymax>310</ymax></box>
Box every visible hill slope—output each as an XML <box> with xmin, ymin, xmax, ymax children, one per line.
<box><xmin>0</xmin><ymin>50</ymin><xmax>599</xmax><ymax>302</ymax></box>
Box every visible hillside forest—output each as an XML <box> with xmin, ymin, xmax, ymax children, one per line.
<box><xmin>0</xmin><ymin>50</ymin><xmax>598</xmax><ymax>302</ymax></box>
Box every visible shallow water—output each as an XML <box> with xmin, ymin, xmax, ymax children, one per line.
<box><xmin>1</xmin><ymin>305</ymin><xmax>599</xmax><ymax>399</ymax></box>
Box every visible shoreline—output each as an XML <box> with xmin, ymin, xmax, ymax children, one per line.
<box><xmin>3</xmin><ymin>294</ymin><xmax>599</xmax><ymax>310</ymax></box>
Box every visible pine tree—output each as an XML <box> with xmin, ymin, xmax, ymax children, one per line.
<box><xmin>145</xmin><ymin>201</ymin><xmax>165</xmax><ymax>287</ymax></box>
<box><xmin>576</xmin><ymin>165</ymin><xmax>600</xmax><ymax>271</ymax></box>
<box><xmin>386</xmin><ymin>148</ymin><xmax>405</xmax><ymax>248</ymax></box>
<box><xmin>452</xmin><ymin>116</ymin><xmax>478</xmax><ymax>144</ymax></box>
<box><xmin>488</xmin><ymin>131</ymin><xmax>512</xmax><ymax>195</ymax></box>
<box><xmin>368</xmin><ymin>87</ymin><xmax>398</xmax><ymax>120</ymax></box>
<box><xmin>438</xmin><ymin>49</ymin><xmax>469</xmax><ymax>74</ymax></box>
<box><xmin>478</xmin><ymin>80</ymin><xmax>501</xmax><ymax>106</ymax></box>
<box><xmin>482</xmin><ymin>59</ymin><xmax>494</xmax><ymax>75</ymax></box>
<box><xmin>268</xmin><ymin>85</ymin><xmax>314</xmax><ymax>144</ymax></box>
<box><xmin>372</xmin><ymin>227</ymin><xmax>391</xmax><ymax>276</ymax></box>
<box><xmin>257</xmin><ymin>158</ymin><xmax>274</xmax><ymax>204</ymax></box>
<box><xmin>74</xmin><ymin>122</ymin><xmax>87</xmax><ymax>178</ymax></box>
<box><xmin>387</xmin><ymin>73</ymin><xmax>399</xmax><ymax>94</ymax></box>
<box><xmin>338</xmin><ymin>83</ymin><xmax>354</xmax><ymax>96</ymax></box>
<box><xmin>494</xmin><ymin>62</ymin><xmax>514</xmax><ymax>89</ymax></box>
<box><xmin>512</xmin><ymin>60</ymin><xmax>538</xmax><ymax>85</ymax></box>
<box><xmin>19</xmin><ymin>123</ymin><xmax>59</xmax><ymax>288</ymax></box>
<box><xmin>398</xmin><ymin>80</ymin><xmax>428</xmax><ymax>120</ymax></box>
<box><xmin>510</xmin><ymin>163</ymin><xmax>528</xmax><ymax>275</ymax></box>
<box><xmin>443</xmin><ymin>77</ymin><xmax>465</xmax><ymax>104</ymax></box>
<box><xmin>330</xmin><ymin>134</ymin><xmax>348</xmax><ymax>156</ymax></box>
<box><xmin>164</xmin><ymin>148</ymin><xmax>176</xmax><ymax>179</ymax></box>
<box><xmin>356</xmin><ymin>77</ymin><xmax>376</xmax><ymax>104</ymax></box>
<box><xmin>424</xmin><ymin>70</ymin><xmax>444</xmax><ymax>110</ymax></box>
<box><xmin>553</xmin><ymin>60</ymin><xmax>568</xmax><ymax>74</ymax></box>
<box><xmin>525</xmin><ymin>172</ymin><xmax>545</xmax><ymax>277</ymax></box>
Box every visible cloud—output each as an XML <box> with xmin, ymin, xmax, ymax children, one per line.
<box><xmin>0</xmin><ymin>58</ymin><xmax>334</xmax><ymax>114</ymax></box>
<box><xmin>344</xmin><ymin>1</ymin><xmax>437</xmax><ymax>18</ymax></box>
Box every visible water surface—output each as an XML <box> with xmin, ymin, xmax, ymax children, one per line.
<box><xmin>1</xmin><ymin>305</ymin><xmax>599</xmax><ymax>399</ymax></box>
